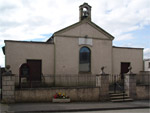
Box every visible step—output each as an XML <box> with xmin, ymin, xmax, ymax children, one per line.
<box><xmin>110</xmin><ymin>93</ymin><xmax>127</xmax><ymax>97</ymax></box>
<box><xmin>110</xmin><ymin>96</ymin><xmax>130</xmax><ymax>100</ymax></box>
<box><xmin>109</xmin><ymin>91</ymin><xmax>125</xmax><ymax>94</ymax></box>
<box><xmin>111</xmin><ymin>98</ymin><xmax>133</xmax><ymax>102</ymax></box>
<box><xmin>109</xmin><ymin>92</ymin><xmax>133</xmax><ymax>102</ymax></box>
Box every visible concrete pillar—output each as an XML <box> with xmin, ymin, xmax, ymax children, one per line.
<box><xmin>2</xmin><ymin>74</ymin><xmax>15</xmax><ymax>103</ymax></box>
<box><xmin>124</xmin><ymin>74</ymin><xmax>136</xmax><ymax>99</ymax></box>
<box><xmin>96</xmin><ymin>74</ymin><xmax>109</xmax><ymax>101</ymax></box>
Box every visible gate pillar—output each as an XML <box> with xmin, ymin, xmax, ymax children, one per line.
<box><xmin>96</xmin><ymin>74</ymin><xmax>109</xmax><ymax>101</ymax></box>
<box><xmin>124</xmin><ymin>73</ymin><xmax>136</xmax><ymax>99</ymax></box>
<box><xmin>2</xmin><ymin>73</ymin><xmax>15</xmax><ymax>103</ymax></box>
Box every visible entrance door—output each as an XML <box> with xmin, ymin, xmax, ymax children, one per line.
<box><xmin>27</xmin><ymin>60</ymin><xmax>42</xmax><ymax>81</ymax></box>
<box><xmin>121</xmin><ymin>62</ymin><xmax>130</xmax><ymax>74</ymax></box>
<box><xmin>121</xmin><ymin>62</ymin><xmax>130</xmax><ymax>80</ymax></box>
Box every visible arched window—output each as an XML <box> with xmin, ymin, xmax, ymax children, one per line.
<box><xmin>83</xmin><ymin>7</ymin><xmax>89</xmax><ymax>17</ymax></box>
<box><xmin>79</xmin><ymin>47</ymin><xmax>91</xmax><ymax>72</ymax></box>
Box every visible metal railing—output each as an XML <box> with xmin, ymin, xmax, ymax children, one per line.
<box><xmin>136</xmin><ymin>73</ymin><xmax>150</xmax><ymax>85</ymax></box>
<box><xmin>16</xmin><ymin>74</ymin><xmax>96</xmax><ymax>89</ymax></box>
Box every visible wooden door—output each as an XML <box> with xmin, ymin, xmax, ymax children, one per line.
<box><xmin>121</xmin><ymin>62</ymin><xmax>130</xmax><ymax>74</ymax></box>
<box><xmin>27</xmin><ymin>60</ymin><xmax>41</xmax><ymax>81</ymax></box>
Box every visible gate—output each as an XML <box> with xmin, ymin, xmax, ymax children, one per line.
<box><xmin>109</xmin><ymin>74</ymin><xmax>125</xmax><ymax>94</ymax></box>
<box><xmin>109</xmin><ymin>74</ymin><xmax>134</xmax><ymax>102</ymax></box>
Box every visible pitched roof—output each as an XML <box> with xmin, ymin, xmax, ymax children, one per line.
<box><xmin>47</xmin><ymin>19</ymin><xmax>115</xmax><ymax>42</ymax></box>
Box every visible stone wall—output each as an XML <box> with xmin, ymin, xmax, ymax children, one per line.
<box><xmin>124</xmin><ymin>73</ymin><xmax>150</xmax><ymax>100</ymax></box>
<box><xmin>15</xmin><ymin>87</ymin><xmax>100</xmax><ymax>102</ymax></box>
<box><xmin>136</xmin><ymin>85</ymin><xmax>150</xmax><ymax>100</ymax></box>
<box><xmin>2</xmin><ymin>75</ymin><xmax>15</xmax><ymax>103</ymax></box>
<box><xmin>15</xmin><ymin>74</ymin><xmax>109</xmax><ymax>102</ymax></box>
<box><xmin>2</xmin><ymin>73</ymin><xmax>109</xmax><ymax>103</ymax></box>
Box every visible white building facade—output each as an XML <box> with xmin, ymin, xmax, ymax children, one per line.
<box><xmin>3</xmin><ymin>3</ymin><xmax>144</xmax><ymax>83</ymax></box>
<box><xmin>144</xmin><ymin>59</ymin><xmax>150</xmax><ymax>71</ymax></box>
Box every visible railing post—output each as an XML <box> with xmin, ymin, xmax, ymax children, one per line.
<box><xmin>122</xmin><ymin>74</ymin><xmax>125</xmax><ymax>101</ymax></box>
<box><xmin>114</xmin><ymin>75</ymin><xmax>116</xmax><ymax>93</ymax></box>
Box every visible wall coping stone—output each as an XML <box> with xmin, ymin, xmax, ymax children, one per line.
<box><xmin>15</xmin><ymin>86</ymin><xmax>98</xmax><ymax>90</ymax></box>
<box><xmin>96</xmin><ymin>74</ymin><xmax>109</xmax><ymax>76</ymax></box>
<box><xmin>2</xmin><ymin>74</ymin><xmax>15</xmax><ymax>76</ymax></box>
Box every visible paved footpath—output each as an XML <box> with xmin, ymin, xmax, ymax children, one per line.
<box><xmin>0</xmin><ymin>100</ymin><xmax>150</xmax><ymax>113</ymax></box>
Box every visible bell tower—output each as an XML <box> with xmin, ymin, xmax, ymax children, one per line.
<box><xmin>79</xmin><ymin>3</ymin><xmax>92</xmax><ymax>21</ymax></box>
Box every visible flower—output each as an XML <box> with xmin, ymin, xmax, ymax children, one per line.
<box><xmin>58</xmin><ymin>92</ymin><xmax>61</xmax><ymax>96</ymax></box>
<box><xmin>53</xmin><ymin>93</ymin><xmax>69</xmax><ymax>99</ymax></box>
<box><xmin>54</xmin><ymin>94</ymin><xmax>57</xmax><ymax>99</ymax></box>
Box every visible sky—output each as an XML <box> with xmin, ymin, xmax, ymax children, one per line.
<box><xmin>0</xmin><ymin>0</ymin><xmax>150</xmax><ymax>67</ymax></box>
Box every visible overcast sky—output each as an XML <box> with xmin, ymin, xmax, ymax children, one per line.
<box><xmin>0</xmin><ymin>0</ymin><xmax>150</xmax><ymax>67</ymax></box>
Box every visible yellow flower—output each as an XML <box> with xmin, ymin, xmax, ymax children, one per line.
<box><xmin>58</xmin><ymin>92</ymin><xmax>61</xmax><ymax>96</ymax></box>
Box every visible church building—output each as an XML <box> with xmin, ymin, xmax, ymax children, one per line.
<box><xmin>3</xmin><ymin>3</ymin><xmax>143</xmax><ymax>82</ymax></box>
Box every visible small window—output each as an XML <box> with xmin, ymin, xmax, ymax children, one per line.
<box><xmin>79</xmin><ymin>47</ymin><xmax>91</xmax><ymax>72</ymax></box>
<box><xmin>148</xmin><ymin>62</ymin><xmax>150</xmax><ymax>68</ymax></box>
